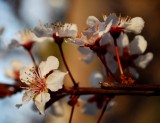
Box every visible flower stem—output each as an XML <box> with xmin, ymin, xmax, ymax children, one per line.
<box><xmin>114</xmin><ymin>40</ymin><xmax>124</xmax><ymax>75</ymax></box>
<box><xmin>97</xmin><ymin>53</ymin><xmax>119</xmax><ymax>82</ymax></box>
<box><xmin>97</xmin><ymin>100</ymin><xmax>108</xmax><ymax>123</ymax></box>
<box><xmin>58</xmin><ymin>44</ymin><xmax>78</xmax><ymax>88</ymax></box>
<box><xmin>28</xmin><ymin>50</ymin><xmax>37</xmax><ymax>67</ymax></box>
<box><xmin>69</xmin><ymin>105</ymin><xmax>75</xmax><ymax>123</ymax></box>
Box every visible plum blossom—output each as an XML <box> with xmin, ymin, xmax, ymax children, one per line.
<box><xmin>10</xmin><ymin>30</ymin><xmax>53</xmax><ymax>50</ymax></box>
<box><xmin>16</xmin><ymin>56</ymin><xmax>67</xmax><ymax>115</ymax></box>
<box><xmin>4</xmin><ymin>60</ymin><xmax>23</xmax><ymax>81</ymax></box>
<box><xmin>69</xmin><ymin>16</ymin><xmax>114</xmax><ymax>63</ymax></box>
<box><xmin>50</xmin><ymin>101</ymin><xmax>64</xmax><ymax>116</ymax></box>
<box><xmin>34</xmin><ymin>22</ymin><xmax>78</xmax><ymax>43</ymax></box>
<box><xmin>103</xmin><ymin>13</ymin><xmax>145</xmax><ymax>34</ymax></box>
<box><xmin>71</xmin><ymin>16</ymin><xmax>113</xmax><ymax>46</ymax></box>
<box><xmin>107</xmin><ymin>33</ymin><xmax>153</xmax><ymax>78</ymax></box>
<box><xmin>76</xmin><ymin>33</ymin><xmax>114</xmax><ymax>63</ymax></box>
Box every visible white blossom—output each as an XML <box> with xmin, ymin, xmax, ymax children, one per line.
<box><xmin>35</xmin><ymin>22</ymin><xmax>78</xmax><ymax>38</ymax></box>
<box><xmin>103</xmin><ymin>13</ymin><xmax>145</xmax><ymax>34</ymax></box>
<box><xmin>10</xmin><ymin>30</ymin><xmax>53</xmax><ymax>48</ymax></box>
<box><xmin>17</xmin><ymin>56</ymin><xmax>67</xmax><ymax>115</ymax></box>
<box><xmin>111</xmin><ymin>33</ymin><xmax>153</xmax><ymax>78</ymax></box>
<box><xmin>4</xmin><ymin>60</ymin><xmax>23</xmax><ymax>80</ymax></box>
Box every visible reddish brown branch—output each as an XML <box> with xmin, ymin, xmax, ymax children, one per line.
<box><xmin>101</xmin><ymin>83</ymin><xmax>160</xmax><ymax>91</ymax></box>
<box><xmin>63</xmin><ymin>87</ymin><xmax>160</xmax><ymax>96</ymax></box>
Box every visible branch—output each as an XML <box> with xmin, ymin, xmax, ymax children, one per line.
<box><xmin>46</xmin><ymin>85</ymin><xmax>160</xmax><ymax>109</ymax></box>
<box><xmin>101</xmin><ymin>83</ymin><xmax>160</xmax><ymax>91</ymax></box>
<box><xmin>63</xmin><ymin>87</ymin><xmax>160</xmax><ymax>96</ymax></box>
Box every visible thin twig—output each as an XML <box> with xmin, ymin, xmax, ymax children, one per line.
<box><xmin>97</xmin><ymin>101</ymin><xmax>108</xmax><ymax>123</ymax></box>
<box><xmin>69</xmin><ymin>105</ymin><xmax>75</xmax><ymax>123</ymax></box>
<box><xmin>28</xmin><ymin>50</ymin><xmax>37</xmax><ymax>67</ymax></box>
<box><xmin>58</xmin><ymin>44</ymin><xmax>78</xmax><ymax>88</ymax></box>
<box><xmin>97</xmin><ymin>53</ymin><xmax>119</xmax><ymax>82</ymax></box>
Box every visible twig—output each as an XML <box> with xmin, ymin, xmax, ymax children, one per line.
<box><xmin>69</xmin><ymin>105</ymin><xmax>75</xmax><ymax>123</ymax></box>
<box><xmin>97</xmin><ymin>101</ymin><xmax>108</xmax><ymax>123</ymax></box>
<box><xmin>58</xmin><ymin>44</ymin><xmax>78</xmax><ymax>88</ymax></box>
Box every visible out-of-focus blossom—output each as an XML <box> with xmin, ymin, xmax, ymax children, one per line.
<box><xmin>34</xmin><ymin>22</ymin><xmax>78</xmax><ymax>41</ymax></box>
<box><xmin>9</xmin><ymin>30</ymin><xmax>53</xmax><ymax>50</ymax></box>
<box><xmin>4</xmin><ymin>60</ymin><xmax>23</xmax><ymax>81</ymax></box>
<box><xmin>50</xmin><ymin>101</ymin><xmax>64</xmax><ymax>116</ymax></box>
<box><xmin>107</xmin><ymin>33</ymin><xmax>153</xmax><ymax>78</ymax></box>
<box><xmin>16</xmin><ymin>56</ymin><xmax>67</xmax><ymax>115</ymax></box>
<box><xmin>81</xmin><ymin>95</ymin><xmax>116</xmax><ymax>115</ymax></box>
<box><xmin>89</xmin><ymin>71</ymin><xmax>104</xmax><ymax>87</ymax></box>
<box><xmin>80</xmin><ymin>71</ymin><xmax>116</xmax><ymax>115</ymax></box>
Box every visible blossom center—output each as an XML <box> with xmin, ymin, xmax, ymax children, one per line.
<box><xmin>109</xmin><ymin>27</ymin><xmax>124</xmax><ymax>39</ymax></box>
<box><xmin>22</xmin><ymin>67</ymin><xmax>47</xmax><ymax>94</ymax></box>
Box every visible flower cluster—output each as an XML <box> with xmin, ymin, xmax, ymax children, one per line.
<box><xmin>69</xmin><ymin>14</ymin><xmax>153</xmax><ymax>84</ymax></box>
<box><xmin>1</xmin><ymin>13</ymin><xmax>153</xmax><ymax>122</ymax></box>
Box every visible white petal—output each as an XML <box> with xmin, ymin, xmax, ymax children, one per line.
<box><xmin>34</xmin><ymin>92</ymin><xmax>50</xmax><ymax>115</ymax></box>
<box><xmin>79</xmin><ymin>52</ymin><xmax>95</xmax><ymax>64</ymax></box>
<box><xmin>33</xmin><ymin>23</ymin><xmax>51</xmax><ymax>37</ymax></box>
<box><xmin>134</xmin><ymin>52</ymin><xmax>153</xmax><ymax>69</ymax></box>
<box><xmin>103</xmin><ymin>19</ymin><xmax>113</xmax><ymax>34</ymax></box>
<box><xmin>24</xmin><ymin>31</ymin><xmax>52</xmax><ymax>43</ymax></box>
<box><xmin>82</xmin><ymin>101</ymin><xmax>97</xmax><ymax>115</ymax></box>
<box><xmin>105</xmin><ymin>13</ymin><xmax>119</xmax><ymax>26</ymax></box>
<box><xmin>46</xmin><ymin>70</ymin><xmax>67</xmax><ymax>91</ymax></box>
<box><xmin>39</xmin><ymin>56</ymin><xmax>59</xmax><ymax>77</ymax></box>
<box><xmin>83</xmin><ymin>28</ymin><xmax>95</xmax><ymax>38</ymax></box>
<box><xmin>20</xmin><ymin>64</ymin><xmax>36</xmax><ymax>84</ymax></box>
<box><xmin>86</xmin><ymin>16</ymin><xmax>100</xmax><ymax>27</ymax></box>
<box><xmin>16</xmin><ymin>90</ymin><xmax>35</xmax><ymax>108</ymax></box>
<box><xmin>67</xmin><ymin>24</ymin><xmax>78</xmax><ymax>38</ymax></box>
<box><xmin>76</xmin><ymin>34</ymin><xmax>88</xmax><ymax>45</ymax></box>
<box><xmin>65</xmin><ymin>38</ymin><xmax>85</xmax><ymax>46</ymax></box>
<box><xmin>129</xmin><ymin>35</ymin><xmax>147</xmax><ymax>55</ymax></box>
<box><xmin>34</xmin><ymin>36</ymin><xmax>54</xmax><ymax>42</ymax></box>
<box><xmin>90</xmin><ymin>71</ymin><xmax>103</xmax><ymax>87</ymax></box>
<box><xmin>22</xmin><ymin>90</ymin><xmax>35</xmax><ymax>104</ymax></box>
<box><xmin>106</xmin><ymin>100</ymin><xmax>116</xmax><ymax>111</ymax></box>
<box><xmin>51</xmin><ymin>101</ymin><xmax>64</xmax><ymax>116</ymax></box>
<box><xmin>100</xmin><ymin>33</ymin><xmax>113</xmax><ymax>46</ymax></box>
<box><xmin>4</xmin><ymin>69</ymin><xmax>15</xmax><ymax>79</ymax></box>
<box><xmin>117</xmin><ymin>33</ymin><xmax>129</xmax><ymax>48</ymax></box>
<box><xmin>78</xmin><ymin>47</ymin><xmax>91</xmax><ymax>55</ymax></box>
<box><xmin>8</xmin><ymin>39</ymin><xmax>21</xmax><ymax>48</ymax></box>
<box><xmin>125</xmin><ymin>17</ymin><xmax>145</xmax><ymax>34</ymax></box>
<box><xmin>80</xmin><ymin>95</ymin><xmax>97</xmax><ymax>115</ymax></box>
<box><xmin>98</xmin><ymin>22</ymin><xmax>106</xmax><ymax>32</ymax></box>
<box><xmin>129</xmin><ymin>67</ymin><xmax>139</xmax><ymax>79</ymax></box>
<box><xmin>105</xmin><ymin>53</ymin><xmax>118</xmax><ymax>73</ymax></box>
<box><xmin>11</xmin><ymin>60</ymin><xmax>23</xmax><ymax>71</ymax></box>
<box><xmin>88</xmin><ymin>33</ymin><xmax>100</xmax><ymax>45</ymax></box>
<box><xmin>59</xmin><ymin>23</ymin><xmax>78</xmax><ymax>38</ymax></box>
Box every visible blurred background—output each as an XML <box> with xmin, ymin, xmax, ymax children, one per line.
<box><xmin>0</xmin><ymin>0</ymin><xmax>160</xmax><ymax>123</ymax></box>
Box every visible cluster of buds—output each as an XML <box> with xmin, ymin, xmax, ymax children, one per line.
<box><xmin>1</xmin><ymin>13</ymin><xmax>154</xmax><ymax>123</ymax></box>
